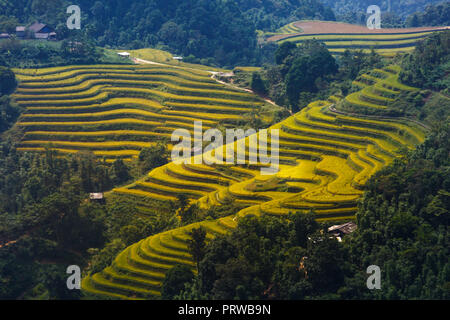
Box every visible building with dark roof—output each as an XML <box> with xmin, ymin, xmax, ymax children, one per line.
<box><xmin>28</xmin><ymin>22</ymin><xmax>52</xmax><ymax>34</ymax></box>
<box><xmin>15</xmin><ymin>22</ymin><xmax>56</xmax><ymax>41</ymax></box>
<box><xmin>328</xmin><ymin>222</ymin><xmax>357</xmax><ymax>241</ymax></box>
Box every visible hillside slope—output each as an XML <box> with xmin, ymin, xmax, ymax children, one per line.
<box><xmin>267</xmin><ymin>21</ymin><xmax>449</xmax><ymax>56</ymax></box>
<box><xmin>12</xmin><ymin>64</ymin><xmax>268</xmax><ymax>163</ymax></box>
<box><xmin>81</xmin><ymin>65</ymin><xmax>428</xmax><ymax>299</ymax></box>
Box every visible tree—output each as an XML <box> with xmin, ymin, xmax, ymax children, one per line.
<box><xmin>0</xmin><ymin>15</ymin><xmax>18</xmax><ymax>34</ymax></box>
<box><xmin>31</xmin><ymin>0</ymin><xmax>64</xmax><ymax>24</ymax></box>
<box><xmin>157</xmin><ymin>21</ymin><xmax>186</xmax><ymax>48</ymax></box>
<box><xmin>289</xmin><ymin>212</ymin><xmax>319</xmax><ymax>248</ymax></box>
<box><xmin>178</xmin><ymin>203</ymin><xmax>200</xmax><ymax>225</ymax></box>
<box><xmin>400</xmin><ymin>31</ymin><xmax>450</xmax><ymax>89</ymax></box>
<box><xmin>277</xmin><ymin>40</ymin><xmax>338</xmax><ymax>112</ymax></box>
<box><xmin>405</xmin><ymin>2</ymin><xmax>450</xmax><ymax>27</ymax></box>
<box><xmin>110</xmin><ymin>159</ymin><xmax>130</xmax><ymax>185</ymax></box>
<box><xmin>119</xmin><ymin>225</ymin><xmax>141</xmax><ymax>246</ymax></box>
<box><xmin>90</xmin><ymin>1</ymin><xmax>106</xmax><ymax>21</ymax></box>
<box><xmin>187</xmin><ymin>227</ymin><xmax>207</xmax><ymax>272</ymax></box>
<box><xmin>286</xmin><ymin>55</ymin><xmax>312</xmax><ymax>110</ymax></box>
<box><xmin>212</xmin><ymin>257</ymin><xmax>259</xmax><ymax>299</ymax></box>
<box><xmin>275</xmin><ymin>41</ymin><xmax>297</xmax><ymax>65</ymax></box>
<box><xmin>177</xmin><ymin>194</ymin><xmax>189</xmax><ymax>212</ymax></box>
<box><xmin>44</xmin><ymin>264</ymin><xmax>81</xmax><ymax>300</ymax></box>
<box><xmin>87</xmin><ymin>239</ymin><xmax>126</xmax><ymax>274</ymax></box>
<box><xmin>0</xmin><ymin>67</ymin><xmax>16</xmax><ymax>96</ymax></box>
<box><xmin>161</xmin><ymin>265</ymin><xmax>194</xmax><ymax>299</ymax></box>
<box><xmin>0</xmin><ymin>95</ymin><xmax>21</xmax><ymax>133</ymax></box>
<box><xmin>305</xmin><ymin>233</ymin><xmax>346</xmax><ymax>294</ymax></box>
<box><xmin>407</xmin><ymin>14</ymin><xmax>420</xmax><ymax>27</ymax></box>
<box><xmin>251</xmin><ymin>72</ymin><xmax>267</xmax><ymax>95</ymax></box>
<box><xmin>138</xmin><ymin>142</ymin><xmax>169</xmax><ymax>173</ymax></box>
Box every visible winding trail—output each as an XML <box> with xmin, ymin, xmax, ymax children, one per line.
<box><xmin>132</xmin><ymin>56</ymin><xmax>287</xmax><ymax>111</ymax></box>
<box><xmin>210</xmin><ymin>72</ymin><xmax>284</xmax><ymax>110</ymax></box>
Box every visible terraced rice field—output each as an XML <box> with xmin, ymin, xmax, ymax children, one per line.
<box><xmin>267</xmin><ymin>20</ymin><xmax>449</xmax><ymax>55</ymax></box>
<box><xmin>82</xmin><ymin>65</ymin><xmax>429</xmax><ymax>299</ymax></box>
<box><xmin>341</xmin><ymin>64</ymin><xmax>422</xmax><ymax>116</ymax></box>
<box><xmin>12</xmin><ymin>64</ymin><xmax>265</xmax><ymax>162</ymax></box>
<box><xmin>277</xmin><ymin>21</ymin><xmax>303</xmax><ymax>34</ymax></box>
<box><xmin>121</xmin><ymin>48</ymin><xmax>228</xmax><ymax>72</ymax></box>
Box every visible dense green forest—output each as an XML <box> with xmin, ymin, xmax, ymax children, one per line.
<box><xmin>318</xmin><ymin>1</ymin><xmax>450</xmax><ymax>28</ymax></box>
<box><xmin>0</xmin><ymin>0</ymin><xmax>448</xmax><ymax>67</ymax></box>
<box><xmin>0</xmin><ymin>140</ymin><xmax>179</xmax><ymax>299</ymax></box>
<box><xmin>0</xmin><ymin>0</ymin><xmax>336</xmax><ymax>67</ymax></box>
<box><xmin>0</xmin><ymin>66</ymin><xmax>21</xmax><ymax>133</ymax></box>
<box><xmin>321</xmin><ymin>0</ymin><xmax>448</xmax><ymax>21</ymax></box>
<box><xmin>0</xmin><ymin>37</ymin><xmax>118</xmax><ymax>68</ymax></box>
<box><xmin>395</xmin><ymin>31</ymin><xmax>449</xmax><ymax>123</ymax></box>
<box><xmin>405</xmin><ymin>2</ymin><xmax>450</xmax><ymax>27</ymax></box>
<box><xmin>236</xmin><ymin>0</ymin><xmax>335</xmax><ymax>30</ymax></box>
<box><xmin>400</xmin><ymin>31</ymin><xmax>449</xmax><ymax>91</ymax></box>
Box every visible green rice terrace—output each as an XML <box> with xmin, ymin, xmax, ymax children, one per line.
<box><xmin>267</xmin><ymin>20</ymin><xmax>449</xmax><ymax>56</ymax></box>
<box><xmin>73</xmin><ymin>64</ymin><xmax>429</xmax><ymax>299</ymax></box>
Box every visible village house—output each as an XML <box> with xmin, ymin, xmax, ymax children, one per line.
<box><xmin>89</xmin><ymin>192</ymin><xmax>104</xmax><ymax>201</ymax></box>
<box><xmin>117</xmin><ymin>52</ymin><xmax>131</xmax><ymax>58</ymax></box>
<box><xmin>14</xmin><ymin>22</ymin><xmax>57</xmax><ymax>41</ymax></box>
<box><xmin>327</xmin><ymin>222</ymin><xmax>357</xmax><ymax>242</ymax></box>
<box><xmin>28</xmin><ymin>22</ymin><xmax>57</xmax><ymax>40</ymax></box>
<box><xmin>89</xmin><ymin>192</ymin><xmax>106</xmax><ymax>204</ymax></box>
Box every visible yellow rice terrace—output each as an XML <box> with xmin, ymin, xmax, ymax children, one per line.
<box><xmin>12</xmin><ymin>64</ymin><xmax>268</xmax><ymax>162</ymax></box>
<box><xmin>81</xmin><ymin>65</ymin><xmax>429</xmax><ymax>299</ymax></box>
<box><xmin>267</xmin><ymin>20</ymin><xmax>449</xmax><ymax>56</ymax></box>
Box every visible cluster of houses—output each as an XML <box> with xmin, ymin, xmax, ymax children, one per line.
<box><xmin>0</xmin><ymin>22</ymin><xmax>56</xmax><ymax>41</ymax></box>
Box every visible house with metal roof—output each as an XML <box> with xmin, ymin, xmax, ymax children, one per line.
<box><xmin>28</xmin><ymin>22</ymin><xmax>52</xmax><ymax>34</ymax></box>
<box><xmin>327</xmin><ymin>222</ymin><xmax>357</xmax><ymax>242</ymax></box>
<box><xmin>14</xmin><ymin>22</ymin><xmax>57</xmax><ymax>40</ymax></box>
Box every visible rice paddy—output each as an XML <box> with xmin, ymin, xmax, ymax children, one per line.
<box><xmin>267</xmin><ymin>20</ymin><xmax>449</xmax><ymax>55</ymax></box>
<box><xmin>80</xmin><ymin>64</ymin><xmax>429</xmax><ymax>299</ymax></box>
<box><xmin>13</xmin><ymin>63</ymin><xmax>266</xmax><ymax>162</ymax></box>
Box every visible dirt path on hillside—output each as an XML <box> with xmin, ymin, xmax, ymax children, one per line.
<box><xmin>209</xmin><ymin>72</ymin><xmax>283</xmax><ymax>109</ymax></box>
<box><xmin>132</xmin><ymin>56</ymin><xmax>287</xmax><ymax>111</ymax></box>
<box><xmin>132</xmin><ymin>57</ymin><xmax>165</xmax><ymax>66</ymax></box>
